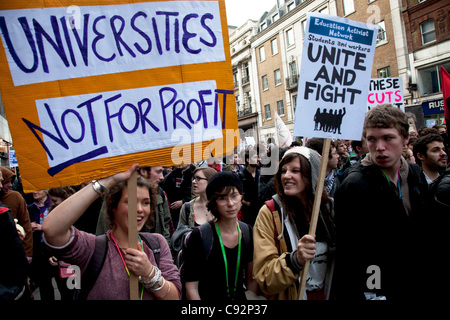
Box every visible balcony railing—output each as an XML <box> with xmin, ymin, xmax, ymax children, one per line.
<box><xmin>285</xmin><ymin>75</ymin><xmax>298</xmax><ymax>90</ymax></box>
<box><xmin>237</xmin><ymin>106</ymin><xmax>253</xmax><ymax>117</ymax></box>
<box><xmin>242</xmin><ymin>75</ymin><xmax>250</xmax><ymax>85</ymax></box>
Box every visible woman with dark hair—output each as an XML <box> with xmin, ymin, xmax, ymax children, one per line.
<box><xmin>42</xmin><ymin>164</ymin><xmax>181</xmax><ymax>300</ymax></box>
<box><xmin>183</xmin><ymin>171</ymin><xmax>258</xmax><ymax>300</ymax></box>
<box><xmin>253</xmin><ymin>147</ymin><xmax>335</xmax><ymax>300</ymax></box>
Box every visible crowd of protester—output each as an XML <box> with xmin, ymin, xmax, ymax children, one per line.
<box><xmin>1</xmin><ymin>104</ymin><xmax>449</xmax><ymax>301</ymax></box>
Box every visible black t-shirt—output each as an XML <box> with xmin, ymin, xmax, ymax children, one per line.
<box><xmin>183</xmin><ymin>221</ymin><xmax>253</xmax><ymax>301</ymax></box>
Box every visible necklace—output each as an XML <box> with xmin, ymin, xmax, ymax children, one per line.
<box><xmin>110</xmin><ymin>231</ymin><xmax>145</xmax><ymax>300</ymax></box>
<box><xmin>214</xmin><ymin>221</ymin><xmax>242</xmax><ymax>299</ymax></box>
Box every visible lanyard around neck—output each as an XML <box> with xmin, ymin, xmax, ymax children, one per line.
<box><xmin>215</xmin><ymin>222</ymin><xmax>242</xmax><ymax>299</ymax></box>
<box><xmin>111</xmin><ymin>232</ymin><xmax>145</xmax><ymax>300</ymax></box>
<box><xmin>381</xmin><ymin>166</ymin><xmax>402</xmax><ymax>199</ymax></box>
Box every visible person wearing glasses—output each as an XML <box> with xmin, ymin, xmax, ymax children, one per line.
<box><xmin>171</xmin><ymin>167</ymin><xmax>217</xmax><ymax>263</ymax></box>
<box><xmin>183</xmin><ymin>172</ymin><xmax>258</xmax><ymax>300</ymax></box>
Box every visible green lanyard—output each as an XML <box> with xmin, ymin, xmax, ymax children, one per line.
<box><xmin>215</xmin><ymin>222</ymin><xmax>242</xmax><ymax>299</ymax></box>
<box><xmin>381</xmin><ymin>167</ymin><xmax>402</xmax><ymax>199</ymax></box>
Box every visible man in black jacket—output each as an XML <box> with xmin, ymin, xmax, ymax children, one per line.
<box><xmin>334</xmin><ymin>104</ymin><xmax>429</xmax><ymax>300</ymax></box>
<box><xmin>162</xmin><ymin>163</ymin><xmax>194</xmax><ymax>231</ymax></box>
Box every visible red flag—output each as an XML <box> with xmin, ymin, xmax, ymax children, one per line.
<box><xmin>440</xmin><ymin>66</ymin><xmax>450</xmax><ymax>125</ymax></box>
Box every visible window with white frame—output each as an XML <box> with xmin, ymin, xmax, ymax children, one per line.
<box><xmin>343</xmin><ymin>0</ymin><xmax>355</xmax><ymax>16</ymax></box>
<box><xmin>271</xmin><ymin>39</ymin><xmax>278</xmax><ymax>55</ymax></box>
<box><xmin>421</xmin><ymin>19</ymin><xmax>436</xmax><ymax>45</ymax></box>
<box><xmin>287</xmin><ymin>2</ymin><xmax>295</xmax><ymax>12</ymax></box>
<box><xmin>264</xmin><ymin>104</ymin><xmax>271</xmax><ymax>120</ymax></box>
<box><xmin>274</xmin><ymin>69</ymin><xmax>281</xmax><ymax>85</ymax></box>
<box><xmin>259</xmin><ymin>46</ymin><xmax>266</xmax><ymax>62</ymax></box>
<box><xmin>301</xmin><ymin>20</ymin><xmax>307</xmax><ymax>40</ymax></box>
<box><xmin>273</xmin><ymin>13</ymin><xmax>279</xmax><ymax>22</ymax></box>
<box><xmin>262</xmin><ymin>75</ymin><xmax>269</xmax><ymax>90</ymax></box>
<box><xmin>377</xmin><ymin>21</ymin><xmax>387</xmax><ymax>45</ymax></box>
<box><xmin>277</xmin><ymin>100</ymin><xmax>284</xmax><ymax>115</ymax></box>
<box><xmin>260</xmin><ymin>22</ymin><xmax>266</xmax><ymax>31</ymax></box>
<box><xmin>418</xmin><ymin>61</ymin><xmax>450</xmax><ymax>96</ymax></box>
<box><xmin>377</xmin><ymin>66</ymin><xmax>390</xmax><ymax>78</ymax></box>
<box><xmin>286</xmin><ymin>28</ymin><xmax>294</xmax><ymax>47</ymax></box>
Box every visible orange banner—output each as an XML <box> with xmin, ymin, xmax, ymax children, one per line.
<box><xmin>0</xmin><ymin>0</ymin><xmax>238</xmax><ymax>192</ymax></box>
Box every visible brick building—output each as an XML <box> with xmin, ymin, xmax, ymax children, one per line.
<box><xmin>402</xmin><ymin>0</ymin><xmax>450</xmax><ymax>127</ymax></box>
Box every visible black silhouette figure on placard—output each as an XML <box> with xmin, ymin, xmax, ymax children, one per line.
<box><xmin>314</xmin><ymin>107</ymin><xmax>346</xmax><ymax>134</ymax></box>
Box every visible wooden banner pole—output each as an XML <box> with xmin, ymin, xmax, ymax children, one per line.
<box><xmin>298</xmin><ymin>138</ymin><xmax>331</xmax><ymax>300</ymax></box>
<box><xmin>127</xmin><ymin>169</ymin><xmax>139</xmax><ymax>300</ymax></box>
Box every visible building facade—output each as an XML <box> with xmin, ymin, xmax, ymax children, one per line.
<box><xmin>250</xmin><ymin>0</ymin><xmax>338</xmax><ymax>145</ymax></box>
<box><xmin>229</xmin><ymin>20</ymin><xmax>260</xmax><ymax>147</ymax></box>
<box><xmin>402</xmin><ymin>0</ymin><xmax>450</xmax><ymax>127</ymax></box>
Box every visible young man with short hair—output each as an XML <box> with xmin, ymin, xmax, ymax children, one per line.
<box><xmin>334</xmin><ymin>104</ymin><xmax>429</xmax><ymax>300</ymax></box>
<box><xmin>413</xmin><ymin>134</ymin><xmax>447</xmax><ymax>184</ymax></box>
<box><xmin>139</xmin><ymin>166</ymin><xmax>171</xmax><ymax>246</ymax></box>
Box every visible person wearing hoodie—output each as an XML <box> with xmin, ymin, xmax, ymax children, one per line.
<box><xmin>253</xmin><ymin>146</ymin><xmax>336</xmax><ymax>300</ymax></box>
<box><xmin>0</xmin><ymin>166</ymin><xmax>33</xmax><ymax>260</ymax></box>
<box><xmin>334</xmin><ymin>104</ymin><xmax>429</xmax><ymax>300</ymax></box>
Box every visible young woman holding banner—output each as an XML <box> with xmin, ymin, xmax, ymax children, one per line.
<box><xmin>183</xmin><ymin>171</ymin><xmax>258</xmax><ymax>300</ymax></box>
<box><xmin>42</xmin><ymin>164</ymin><xmax>181</xmax><ymax>300</ymax></box>
<box><xmin>252</xmin><ymin>147</ymin><xmax>336</xmax><ymax>300</ymax></box>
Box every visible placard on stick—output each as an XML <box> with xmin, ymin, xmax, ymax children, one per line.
<box><xmin>293</xmin><ymin>13</ymin><xmax>378</xmax><ymax>300</ymax></box>
<box><xmin>0</xmin><ymin>0</ymin><xmax>238</xmax><ymax>193</ymax></box>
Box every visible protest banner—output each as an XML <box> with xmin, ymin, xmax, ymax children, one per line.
<box><xmin>0</xmin><ymin>0</ymin><xmax>238</xmax><ymax>193</ymax></box>
<box><xmin>440</xmin><ymin>66</ymin><xmax>450</xmax><ymax>128</ymax></box>
<box><xmin>368</xmin><ymin>77</ymin><xmax>404</xmax><ymax>111</ymax></box>
<box><xmin>294</xmin><ymin>13</ymin><xmax>378</xmax><ymax>300</ymax></box>
<box><xmin>294</xmin><ymin>12</ymin><xmax>378</xmax><ymax>141</ymax></box>
<box><xmin>274</xmin><ymin>111</ymin><xmax>293</xmax><ymax>148</ymax></box>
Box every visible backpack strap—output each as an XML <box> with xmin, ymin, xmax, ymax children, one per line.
<box><xmin>78</xmin><ymin>233</ymin><xmax>109</xmax><ymax>300</ymax></box>
<box><xmin>265</xmin><ymin>199</ymin><xmax>282</xmax><ymax>254</ymax></box>
<box><xmin>139</xmin><ymin>233</ymin><xmax>161</xmax><ymax>266</ymax></box>
<box><xmin>238</xmin><ymin>220</ymin><xmax>251</xmax><ymax>249</ymax></box>
<box><xmin>184</xmin><ymin>201</ymin><xmax>191</xmax><ymax>222</ymax></box>
<box><xmin>198</xmin><ymin>222</ymin><xmax>214</xmax><ymax>260</ymax></box>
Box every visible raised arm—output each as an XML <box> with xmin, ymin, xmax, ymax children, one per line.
<box><xmin>42</xmin><ymin>164</ymin><xmax>139</xmax><ymax>247</ymax></box>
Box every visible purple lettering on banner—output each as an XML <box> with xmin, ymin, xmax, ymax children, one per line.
<box><xmin>173</xmin><ymin>100</ymin><xmax>192</xmax><ymax>129</ymax></box>
<box><xmin>187</xmin><ymin>98</ymin><xmax>202</xmax><ymax>124</ymax></box>
<box><xmin>152</xmin><ymin>17</ymin><xmax>163</xmax><ymax>55</ymax></box>
<box><xmin>34</xmin><ymin>15</ymin><xmax>70</xmax><ymax>73</ymax></box>
<box><xmin>156</xmin><ymin>11</ymin><xmax>179</xmax><ymax>52</ymax></box>
<box><xmin>71</xmin><ymin>14</ymin><xmax>90</xmax><ymax>66</ymax></box>
<box><xmin>110</xmin><ymin>15</ymin><xmax>136</xmax><ymax>58</ymax></box>
<box><xmin>215</xmin><ymin>89</ymin><xmax>233</xmax><ymax>129</ymax></box>
<box><xmin>76</xmin><ymin>94</ymin><xmax>103</xmax><ymax>146</ymax></box>
<box><xmin>92</xmin><ymin>15</ymin><xmax>116</xmax><ymax>62</ymax></box>
<box><xmin>61</xmin><ymin>109</ymin><xmax>85</xmax><ymax>143</ymax></box>
<box><xmin>104</xmin><ymin>93</ymin><xmax>122</xmax><ymax>142</ymax></box>
<box><xmin>0</xmin><ymin>16</ymin><xmax>39</xmax><ymax>73</ymax></box>
<box><xmin>137</xmin><ymin>98</ymin><xmax>159</xmax><ymax>133</ymax></box>
<box><xmin>131</xmin><ymin>12</ymin><xmax>152</xmax><ymax>54</ymax></box>
<box><xmin>22</xmin><ymin>103</ymin><xmax>69</xmax><ymax>160</ymax></box>
<box><xmin>182</xmin><ymin>13</ymin><xmax>200</xmax><ymax>54</ymax></box>
<box><xmin>160</xmin><ymin>87</ymin><xmax>177</xmax><ymax>131</ymax></box>
<box><xmin>118</xmin><ymin>103</ymin><xmax>140</xmax><ymax>133</ymax></box>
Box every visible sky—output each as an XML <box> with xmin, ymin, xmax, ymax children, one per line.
<box><xmin>225</xmin><ymin>0</ymin><xmax>277</xmax><ymax>27</ymax></box>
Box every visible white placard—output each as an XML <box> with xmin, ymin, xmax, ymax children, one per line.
<box><xmin>0</xmin><ymin>1</ymin><xmax>224</xmax><ymax>86</ymax></box>
<box><xmin>368</xmin><ymin>77</ymin><xmax>404</xmax><ymax>111</ymax></box>
<box><xmin>30</xmin><ymin>80</ymin><xmax>227</xmax><ymax>176</ymax></box>
<box><xmin>294</xmin><ymin>13</ymin><xmax>378</xmax><ymax>140</ymax></box>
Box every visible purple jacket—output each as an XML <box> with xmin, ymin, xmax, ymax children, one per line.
<box><xmin>46</xmin><ymin>227</ymin><xmax>181</xmax><ymax>300</ymax></box>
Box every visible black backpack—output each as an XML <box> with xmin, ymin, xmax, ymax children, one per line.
<box><xmin>75</xmin><ymin>232</ymin><xmax>161</xmax><ymax>300</ymax></box>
